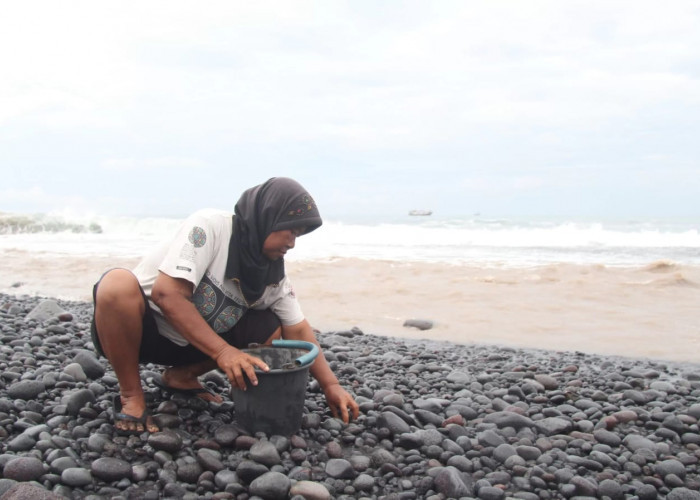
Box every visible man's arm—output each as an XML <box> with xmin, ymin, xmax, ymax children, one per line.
<box><xmin>151</xmin><ymin>272</ymin><xmax>269</xmax><ymax>388</ymax></box>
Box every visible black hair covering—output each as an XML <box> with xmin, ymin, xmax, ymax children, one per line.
<box><xmin>225</xmin><ymin>177</ymin><xmax>322</xmax><ymax>304</ymax></box>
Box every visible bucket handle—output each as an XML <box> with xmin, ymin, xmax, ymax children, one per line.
<box><xmin>271</xmin><ymin>339</ymin><xmax>319</xmax><ymax>367</ymax></box>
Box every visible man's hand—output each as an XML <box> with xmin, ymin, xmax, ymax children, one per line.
<box><xmin>324</xmin><ymin>383</ymin><xmax>360</xmax><ymax>424</ymax></box>
<box><xmin>214</xmin><ymin>345</ymin><xmax>270</xmax><ymax>390</ymax></box>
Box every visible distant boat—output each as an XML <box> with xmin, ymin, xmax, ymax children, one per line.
<box><xmin>409</xmin><ymin>209</ymin><xmax>432</xmax><ymax>216</ymax></box>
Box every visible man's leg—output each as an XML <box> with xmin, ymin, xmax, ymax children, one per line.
<box><xmin>94</xmin><ymin>269</ymin><xmax>157</xmax><ymax>432</ymax></box>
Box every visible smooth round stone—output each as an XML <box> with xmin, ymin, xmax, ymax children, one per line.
<box><xmin>148</xmin><ymin>431</ymin><xmax>184</xmax><ymax>453</ymax></box>
<box><xmin>249</xmin><ymin>471</ymin><xmax>291</xmax><ymax>499</ymax></box>
<box><xmin>236</xmin><ymin>460</ymin><xmax>269</xmax><ymax>484</ymax></box>
<box><xmin>655</xmin><ymin>459</ymin><xmax>686</xmax><ymax>479</ymax></box>
<box><xmin>176</xmin><ymin>462</ymin><xmax>202</xmax><ymax>483</ymax></box>
<box><xmin>8</xmin><ymin>380</ymin><xmax>45</xmax><ymax>400</ymax></box>
<box><xmin>434</xmin><ymin>466</ymin><xmax>474</xmax><ymax>498</ymax></box>
<box><xmin>61</xmin><ymin>467</ymin><xmax>93</xmax><ymax>487</ymax></box>
<box><xmin>2</xmin><ymin>456</ymin><xmax>45</xmax><ymax>481</ymax></box>
<box><xmin>0</xmin><ymin>483</ymin><xmax>65</xmax><ymax>500</ymax></box>
<box><xmin>131</xmin><ymin>464</ymin><xmax>149</xmax><ymax>482</ymax></box>
<box><xmin>63</xmin><ymin>363</ymin><xmax>87</xmax><ymax>382</ymax></box>
<box><xmin>197</xmin><ymin>449</ymin><xmax>225</xmax><ymax>472</ymax></box>
<box><xmin>64</xmin><ymin>389</ymin><xmax>96</xmax><ymax>416</ymax></box>
<box><xmin>369</xmin><ymin>449</ymin><xmax>396</xmax><ymax>468</ymax></box>
<box><xmin>598</xmin><ymin>478</ymin><xmax>624</xmax><ymax>500</ymax></box>
<box><xmin>667</xmin><ymin>487</ymin><xmax>700</xmax><ymax>500</ymax></box>
<box><xmin>50</xmin><ymin>457</ymin><xmax>78</xmax><ymax>474</ymax></box>
<box><xmin>352</xmin><ymin>474</ymin><xmax>375</xmax><ymax>492</ymax></box>
<box><xmin>534</xmin><ymin>374</ymin><xmax>559</xmax><ymax>390</ymax></box>
<box><xmin>73</xmin><ymin>350</ymin><xmax>106</xmax><ymax>379</ymax></box>
<box><xmin>289</xmin><ymin>480</ymin><xmax>332</xmax><ymax>500</ymax></box>
<box><xmin>91</xmin><ymin>457</ymin><xmax>132</xmax><ymax>481</ymax></box>
<box><xmin>325</xmin><ymin>459</ymin><xmax>355</xmax><ymax>479</ymax></box>
<box><xmin>493</xmin><ymin>443</ymin><xmax>517</xmax><ymax>463</ymax></box>
<box><xmin>477</xmin><ymin>485</ymin><xmax>505</xmax><ymax>500</ymax></box>
<box><xmin>483</xmin><ymin>411</ymin><xmax>534</xmax><ymax>430</ymax></box>
<box><xmin>250</xmin><ymin>440</ymin><xmax>281</xmax><ymax>467</ymax></box>
<box><xmin>214</xmin><ymin>469</ymin><xmax>238</xmax><ymax>489</ymax></box>
<box><xmin>377</xmin><ymin>411</ymin><xmax>410</xmax><ymax>435</ymax></box>
<box><xmin>86</xmin><ymin>433</ymin><xmax>111</xmax><ymax>452</ymax></box>
<box><xmin>349</xmin><ymin>454</ymin><xmax>370</xmax><ymax>471</ymax></box>
<box><xmin>7</xmin><ymin>434</ymin><xmax>36</xmax><ymax>452</ymax></box>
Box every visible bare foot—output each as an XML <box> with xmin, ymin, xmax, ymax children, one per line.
<box><xmin>161</xmin><ymin>368</ymin><xmax>223</xmax><ymax>403</ymax></box>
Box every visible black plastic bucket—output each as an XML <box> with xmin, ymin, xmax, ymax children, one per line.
<box><xmin>231</xmin><ymin>339</ymin><xmax>319</xmax><ymax>436</ymax></box>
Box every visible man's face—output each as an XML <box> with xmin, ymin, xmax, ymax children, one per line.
<box><xmin>262</xmin><ymin>227</ymin><xmax>306</xmax><ymax>260</ymax></box>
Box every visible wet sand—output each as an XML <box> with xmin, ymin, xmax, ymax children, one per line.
<box><xmin>2</xmin><ymin>249</ymin><xmax>699</xmax><ymax>363</ymax></box>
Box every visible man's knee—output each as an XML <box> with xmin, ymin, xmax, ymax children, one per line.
<box><xmin>95</xmin><ymin>269</ymin><xmax>144</xmax><ymax>310</ymax></box>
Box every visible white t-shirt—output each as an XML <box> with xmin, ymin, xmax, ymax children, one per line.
<box><xmin>133</xmin><ymin>209</ymin><xmax>304</xmax><ymax>346</ymax></box>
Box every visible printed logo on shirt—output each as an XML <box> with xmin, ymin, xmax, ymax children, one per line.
<box><xmin>176</xmin><ymin>265</ymin><xmax>192</xmax><ymax>272</ymax></box>
<box><xmin>193</xmin><ymin>275</ymin><xmax>247</xmax><ymax>333</ymax></box>
<box><xmin>188</xmin><ymin>226</ymin><xmax>207</xmax><ymax>248</ymax></box>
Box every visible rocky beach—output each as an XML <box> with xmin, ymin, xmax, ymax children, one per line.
<box><xmin>1</xmin><ymin>293</ymin><xmax>700</xmax><ymax>499</ymax></box>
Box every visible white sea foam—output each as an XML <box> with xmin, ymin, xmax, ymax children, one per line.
<box><xmin>1</xmin><ymin>212</ymin><xmax>699</xmax><ymax>267</ymax></box>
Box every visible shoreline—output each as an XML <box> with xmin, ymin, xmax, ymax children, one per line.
<box><xmin>1</xmin><ymin>251</ymin><xmax>699</xmax><ymax>364</ymax></box>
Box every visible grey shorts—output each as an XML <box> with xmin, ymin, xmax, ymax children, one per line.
<box><xmin>90</xmin><ymin>271</ymin><xmax>281</xmax><ymax>366</ymax></box>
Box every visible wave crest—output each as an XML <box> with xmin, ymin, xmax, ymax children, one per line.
<box><xmin>0</xmin><ymin>213</ymin><xmax>103</xmax><ymax>234</ymax></box>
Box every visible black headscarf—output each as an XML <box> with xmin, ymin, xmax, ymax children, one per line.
<box><xmin>225</xmin><ymin>177</ymin><xmax>322</xmax><ymax>304</ymax></box>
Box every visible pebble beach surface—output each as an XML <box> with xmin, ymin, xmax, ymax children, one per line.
<box><xmin>1</xmin><ymin>294</ymin><xmax>700</xmax><ymax>500</ymax></box>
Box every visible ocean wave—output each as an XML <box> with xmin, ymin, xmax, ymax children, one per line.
<box><xmin>1</xmin><ymin>212</ymin><xmax>699</xmax><ymax>266</ymax></box>
<box><xmin>0</xmin><ymin>213</ymin><xmax>103</xmax><ymax>234</ymax></box>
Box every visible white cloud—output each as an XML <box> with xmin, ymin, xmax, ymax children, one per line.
<box><xmin>0</xmin><ymin>1</ymin><xmax>698</xmax><ymax>217</ymax></box>
<box><xmin>101</xmin><ymin>157</ymin><xmax>205</xmax><ymax>171</ymax></box>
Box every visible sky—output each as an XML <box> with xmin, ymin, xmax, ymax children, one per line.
<box><xmin>1</xmin><ymin>1</ymin><xmax>699</xmax><ymax>219</ymax></box>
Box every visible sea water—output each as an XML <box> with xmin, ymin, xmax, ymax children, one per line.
<box><xmin>2</xmin><ymin>211</ymin><xmax>699</xmax><ymax>362</ymax></box>
<box><xmin>2</xmin><ymin>211</ymin><xmax>699</xmax><ymax>267</ymax></box>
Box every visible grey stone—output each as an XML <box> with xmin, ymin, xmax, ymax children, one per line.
<box><xmin>598</xmin><ymin>478</ymin><xmax>624</xmax><ymax>500</ymax></box>
<box><xmin>250</xmin><ymin>440</ymin><xmax>281</xmax><ymax>467</ymax></box>
<box><xmin>478</xmin><ymin>429</ymin><xmax>506</xmax><ymax>448</ymax></box>
<box><xmin>148</xmin><ymin>430</ymin><xmax>184</xmax><ymax>453</ymax></box>
<box><xmin>63</xmin><ymin>389</ymin><xmax>96</xmax><ymax>416</ymax></box>
<box><xmin>656</xmin><ymin>459</ymin><xmax>687</xmax><ymax>478</ymax></box>
<box><xmin>667</xmin><ymin>488</ymin><xmax>700</xmax><ymax>500</ymax></box>
<box><xmin>446</xmin><ymin>371</ymin><xmax>471</xmax><ymax>385</ymax></box>
<box><xmin>483</xmin><ymin>411</ymin><xmax>534</xmax><ymax>430</ymax></box>
<box><xmin>26</xmin><ymin>300</ymin><xmax>66</xmax><ymax>322</ymax></box>
<box><xmin>623</xmin><ymin>434</ymin><xmax>658</xmax><ymax>453</ymax></box>
<box><xmin>352</xmin><ymin>474</ymin><xmax>375</xmax><ymax>492</ymax></box>
<box><xmin>594</xmin><ymin>428</ymin><xmax>622</xmax><ymax>447</ymax></box>
<box><xmin>289</xmin><ymin>480</ymin><xmax>331</xmax><ymax>500</ymax></box>
<box><xmin>90</xmin><ymin>457</ymin><xmax>132</xmax><ymax>482</ymax></box>
<box><xmin>434</xmin><ymin>466</ymin><xmax>474</xmax><ymax>498</ymax></box>
<box><xmin>236</xmin><ymin>460</ymin><xmax>269</xmax><ymax>484</ymax></box>
<box><xmin>325</xmin><ymin>458</ymin><xmax>355</xmax><ymax>479</ymax></box>
<box><xmin>7</xmin><ymin>380</ymin><xmax>45</xmax><ymax>401</ymax></box>
<box><xmin>0</xmin><ymin>483</ymin><xmax>65</xmax><ymax>500</ymax></box>
<box><xmin>73</xmin><ymin>350</ymin><xmax>105</xmax><ymax>379</ymax></box>
<box><xmin>61</xmin><ymin>467</ymin><xmax>93</xmax><ymax>487</ymax></box>
<box><xmin>535</xmin><ymin>417</ymin><xmax>573</xmax><ymax>436</ymax></box>
<box><xmin>62</xmin><ymin>363</ymin><xmax>87</xmax><ymax>382</ymax></box>
<box><xmin>249</xmin><ymin>471</ymin><xmax>291</xmax><ymax>499</ymax></box>
<box><xmin>378</xmin><ymin>411</ymin><xmax>411</xmax><ymax>435</ymax></box>
<box><xmin>176</xmin><ymin>462</ymin><xmax>202</xmax><ymax>483</ymax></box>
<box><xmin>403</xmin><ymin>319</ymin><xmax>434</xmax><ymax>330</ymax></box>
<box><xmin>493</xmin><ymin>443</ymin><xmax>517</xmax><ymax>463</ymax></box>
<box><xmin>2</xmin><ymin>457</ymin><xmax>45</xmax><ymax>482</ymax></box>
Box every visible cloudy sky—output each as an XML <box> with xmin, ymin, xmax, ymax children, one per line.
<box><xmin>2</xmin><ymin>1</ymin><xmax>699</xmax><ymax>218</ymax></box>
